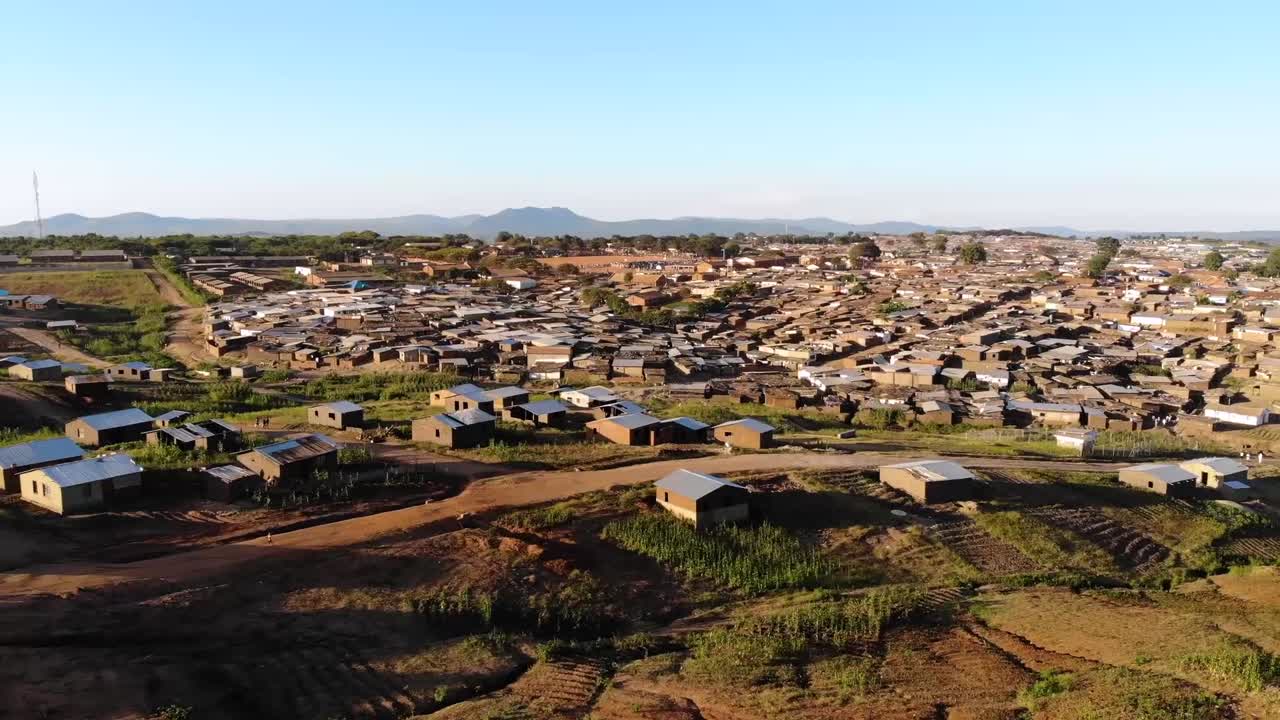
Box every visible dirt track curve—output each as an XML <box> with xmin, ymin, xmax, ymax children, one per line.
<box><xmin>0</xmin><ymin>451</ymin><xmax>1129</xmax><ymax>601</ymax></box>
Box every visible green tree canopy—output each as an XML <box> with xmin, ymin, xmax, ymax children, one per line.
<box><xmin>1203</xmin><ymin>250</ymin><xmax>1225</xmax><ymax>271</ymax></box>
<box><xmin>958</xmin><ymin>242</ymin><xmax>987</xmax><ymax>264</ymax></box>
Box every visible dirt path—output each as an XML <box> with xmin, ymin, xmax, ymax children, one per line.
<box><xmin>0</xmin><ymin>384</ymin><xmax>80</xmax><ymax>426</ymax></box>
<box><xmin>141</xmin><ymin>267</ymin><xmax>209</xmax><ymax>365</ymax></box>
<box><xmin>0</xmin><ymin>451</ymin><xmax>1129</xmax><ymax>601</ymax></box>
<box><xmin>2</xmin><ymin>327</ymin><xmax>109</xmax><ymax>369</ymax></box>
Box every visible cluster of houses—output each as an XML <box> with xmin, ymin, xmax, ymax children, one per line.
<box><xmin>0</xmin><ymin>357</ymin><xmax>176</xmax><ymax>403</ymax></box>
<box><xmin>0</xmin><ymin>249</ymin><xmax>128</xmax><ymax>266</ymax></box>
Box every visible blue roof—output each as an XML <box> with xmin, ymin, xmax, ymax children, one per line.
<box><xmin>20</xmin><ymin>359</ymin><xmax>62</xmax><ymax>370</ymax></box>
<box><xmin>0</xmin><ymin>437</ymin><xmax>84</xmax><ymax>470</ymax></box>
<box><xmin>604</xmin><ymin>413</ymin><xmax>662</xmax><ymax>430</ymax></box>
<box><xmin>77</xmin><ymin>408</ymin><xmax>154</xmax><ymax>431</ymax></box>
<box><xmin>317</xmin><ymin>400</ymin><xmax>363</xmax><ymax>413</ymax></box>
<box><xmin>666</xmin><ymin>416</ymin><xmax>710</xmax><ymax>431</ymax></box>
<box><xmin>714</xmin><ymin>418</ymin><xmax>776</xmax><ymax>434</ymax></box>
<box><xmin>35</xmin><ymin>454</ymin><xmax>143</xmax><ymax>487</ymax></box>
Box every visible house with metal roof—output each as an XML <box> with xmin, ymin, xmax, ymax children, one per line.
<box><xmin>430</xmin><ymin>383</ymin><xmax>487</xmax><ymax>408</ymax></box>
<box><xmin>308</xmin><ymin>401</ymin><xmax>365</xmax><ymax>430</ymax></box>
<box><xmin>0</xmin><ymin>437</ymin><xmax>85</xmax><ymax>493</ymax></box>
<box><xmin>65</xmin><ymin>408</ymin><xmax>155</xmax><ymax>447</ymax></box>
<box><xmin>18</xmin><ymin>454</ymin><xmax>143</xmax><ymax>515</ymax></box>
<box><xmin>655</xmin><ymin>469</ymin><xmax>750</xmax><ymax>529</ymax></box>
<box><xmin>483</xmin><ymin>386</ymin><xmax>531</xmax><ymax>410</ymax></box>
<box><xmin>653</xmin><ymin>416</ymin><xmax>711</xmax><ymax>445</ymax></box>
<box><xmin>561</xmin><ymin>385</ymin><xmax>620</xmax><ymax>409</ymax></box>
<box><xmin>236</xmin><ymin>434</ymin><xmax>340</xmax><ymax>486</ymax></box>
<box><xmin>880</xmin><ymin>460</ymin><xmax>976</xmax><ymax>504</ymax></box>
<box><xmin>105</xmin><ymin>361</ymin><xmax>155</xmax><ymax>382</ymax></box>
<box><xmin>712</xmin><ymin>418</ymin><xmax>777</xmax><ymax>449</ymax></box>
<box><xmin>412</xmin><ymin>408</ymin><xmax>497</xmax><ymax>449</ymax></box>
<box><xmin>585</xmin><ymin>413</ymin><xmax>663</xmax><ymax>446</ymax></box>
<box><xmin>1118</xmin><ymin>463</ymin><xmax>1197</xmax><ymax>497</ymax></box>
<box><xmin>203</xmin><ymin>464</ymin><xmax>261</xmax><ymax>502</ymax></box>
<box><xmin>8</xmin><ymin>359</ymin><xmax>62</xmax><ymax>381</ymax></box>
<box><xmin>504</xmin><ymin>398</ymin><xmax>569</xmax><ymax>428</ymax></box>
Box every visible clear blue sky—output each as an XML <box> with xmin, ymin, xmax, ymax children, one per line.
<box><xmin>3</xmin><ymin>1</ymin><xmax>1278</xmax><ymax>230</ymax></box>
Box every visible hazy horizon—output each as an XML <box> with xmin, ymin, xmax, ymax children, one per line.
<box><xmin>4</xmin><ymin>1</ymin><xmax>1278</xmax><ymax>231</ymax></box>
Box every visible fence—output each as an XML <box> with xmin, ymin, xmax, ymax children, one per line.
<box><xmin>965</xmin><ymin>427</ymin><xmax>1221</xmax><ymax>460</ymax></box>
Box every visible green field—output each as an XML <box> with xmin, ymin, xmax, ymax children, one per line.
<box><xmin>0</xmin><ymin>270</ymin><xmax>163</xmax><ymax>309</ymax></box>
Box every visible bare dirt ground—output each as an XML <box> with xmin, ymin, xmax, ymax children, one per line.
<box><xmin>0</xmin><ymin>451</ymin><xmax>1130</xmax><ymax>602</ymax></box>
<box><xmin>0</xmin><ymin>325</ymin><xmax>109</xmax><ymax>368</ymax></box>
<box><xmin>0</xmin><ymin>383</ymin><xmax>81</xmax><ymax>426</ymax></box>
<box><xmin>141</xmin><ymin>267</ymin><xmax>211</xmax><ymax>366</ymax></box>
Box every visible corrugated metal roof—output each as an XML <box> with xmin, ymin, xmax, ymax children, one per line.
<box><xmin>154</xmin><ymin>410</ymin><xmax>192</xmax><ymax>423</ymax></box>
<box><xmin>714</xmin><ymin>418</ymin><xmax>775</xmax><ymax>434</ymax></box>
<box><xmin>596</xmin><ymin>413</ymin><xmax>661</xmax><ymax>430</ymax></box>
<box><xmin>656</xmin><ymin>469</ymin><xmax>746</xmax><ymax>501</ymax></box>
<box><xmin>1124</xmin><ymin>463</ymin><xmax>1196</xmax><ymax>484</ymax></box>
<box><xmin>205</xmin><ymin>464</ymin><xmax>257</xmax><ymax>483</ymax></box>
<box><xmin>666</xmin><ymin>417</ymin><xmax>710</xmax><ymax>431</ymax></box>
<box><xmin>30</xmin><ymin>454</ymin><xmax>142</xmax><ymax>487</ymax></box>
<box><xmin>0</xmin><ymin>438</ymin><xmax>84</xmax><ymax>470</ymax></box>
<box><xmin>20</xmin><ymin>359</ymin><xmax>62</xmax><ymax>370</ymax></box>
<box><xmin>886</xmin><ymin>460</ymin><xmax>974</xmax><ymax>482</ymax></box>
<box><xmin>484</xmin><ymin>386</ymin><xmax>528</xmax><ymax>400</ymax></box>
<box><xmin>517</xmin><ymin>399</ymin><xmax>568</xmax><ymax>416</ymax></box>
<box><xmin>317</xmin><ymin>400</ymin><xmax>363</xmax><ymax>413</ymax></box>
<box><xmin>77</xmin><ymin>408</ymin><xmax>154</xmax><ymax>431</ymax></box>
<box><xmin>252</xmin><ymin>434</ymin><xmax>339</xmax><ymax>464</ymax></box>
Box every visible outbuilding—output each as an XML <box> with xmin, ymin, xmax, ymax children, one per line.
<box><xmin>19</xmin><ymin>454</ymin><xmax>143</xmax><ymax>515</ymax></box>
<box><xmin>1179</xmin><ymin>457</ymin><xmax>1249</xmax><ymax>490</ymax></box>
<box><xmin>0</xmin><ymin>437</ymin><xmax>85</xmax><ymax>493</ymax></box>
<box><xmin>880</xmin><ymin>460</ymin><xmax>976</xmax><ymax>504</ymax></box>
<box><xmin>655</xmin><ymin>469</ymin><xmax>750</xmax><ymax>530</ymax></box>
<box><xmin>1118</xmin><ymin>463</ymin><xmax>1197</xmax><ymax>497</ymax></box>
<box><xmin>484</xmin><ymin>386</ymin><xmax>531</xmax><ymax>410</ymax></box>
<box><xmin>585</xmin><ymin>413</ymin><xmax>662</xmax><ymax>446</ymax></box>
<box><xmin>308</xmin><ymin>401</ymin><xmax>364</xmax><ymax>430</ymax></box>
<box><xmin>504</xmin><ymin>399</ymin><xmax>569</xmax><ymax>428</ymax></box>
<box><xmin>9</xmin><ymin>359</ymin><xmax>62</xmax><ymax>381</ymax></box>
<box><xmin>712</xmin><ymin>418</ymin><xmax>776</xmax><ymax>449</ymax></box>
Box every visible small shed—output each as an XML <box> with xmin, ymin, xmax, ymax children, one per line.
<box><xmin>65</xmin><ymin>374</ymin><xmax>111</xmax><ymax>401</ymax></box>
<box><xmin>655</xmin><ymin>469</ymin><xmax>750</xmax><ymax>530</ymax></box>
<box><xmin>712</xmin><ymin>418</ymin><xmax>776</xmax><ymax>449</ymax></box>
<box><xmin>308</xmin><ymin>401</ymin><xmax>364</xmax><ymax>430</ymax></box>
<box><xmin>504</xmin><ymin>399</ymin><xmax>569</xmax><ymax>428</ymax></box>
<box><xmin>1118</xmin><ymin>463</ymin><xmax>1197</xmax><ymax>497</ymax></box>
<box><xmin>484</xmin><ymin>386</ymin><xmax>531</xmax><ymax>410</ymax></box>
<box><xmin>1054</xmin><ymin>429</ymin><xmax>1098</xmax><ymax>455</ymax></box>
<box><xmin>880</xmin><ymin>460</ymin><xmax>976</xmax><ymax>504</ymax></box>
<box><xmin>203</xmin><ymin>464</ymin><xmax>261</xmax><ymax>502</ymax></box>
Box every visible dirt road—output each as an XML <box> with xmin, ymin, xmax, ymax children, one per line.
<box><xmin>141</xmin><ymin>268</ymin><xmax>210</xmax><ymax>366</ymax></box>
<box><xmin>1</xmin><ymin>326</ymin><xmax>109</xmax><ymax>369</ymax></box>
<box><xmin>0</xmin><ymin>451</ymin><xmax>1128</xmax><ymax>601</ymax></box>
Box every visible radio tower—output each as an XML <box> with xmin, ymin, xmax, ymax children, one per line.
<box><xmin>32</xmin><ymin>171</ymin><xmax>45</xmax><ymax>239</ymax></box>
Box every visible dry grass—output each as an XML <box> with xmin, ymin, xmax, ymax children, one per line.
<box><xmin>0</xmin><ymin>270</ymin><xmax>164</xmax><ymax>308</ymax></box>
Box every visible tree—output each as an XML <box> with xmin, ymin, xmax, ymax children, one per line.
<box><xmin>849</xmin><ymin>240</ymin><xmax>881</xmax><ymax>259</ymax></box>
<box><xmin>931</xmin><ymin>236</ymin><xmax>949</xmax><ymax>253</ymax></box>
<box><xmin>1203</xmin><ymin>250</ymin><xmax>1225</xmax><ymax>271</ymax></box>
<box><xmin>958</xmin><ymin>242</ymin><xmax>987</xmax><ymax>265</ymax></box>
<box><xmin>1095</xmin><ymin>236</ymin><xmax>1121</xmax><ymax>258</ymax></box>
<box><xmin>1086</xmin><ymin>254</ymin><xmax>1111</xmax><ymax>278</ymax></box>
<box><xmin>1262</xmin><ymin>247</ymin><xmax>1280</xmax><ymax>277</ymax></box>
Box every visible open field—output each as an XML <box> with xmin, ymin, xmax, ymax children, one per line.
<box><xmin>0</xmin><ymin>270</ymin><xmax>164</xmax><ymax>308</ymax></box>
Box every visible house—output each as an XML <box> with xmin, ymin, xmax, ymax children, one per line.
<box><xmin>18</xmin><ymin>454</ymin><xmax>143</xmax><ymax>515</ymax></box>
<box><xmin>9</xmin><ymin>359</ymin><xmax>62</xmax><ymax>381</ymax></box>
<box><xmin>880</xmin><ymin>460</ymin><xmax>976</xmax><ymax>504</ymax></box>
<box><xmin>1179</xmin><ymin>457</ymin><xmax>1249</xmax><ymax>490</ymax></box>
<box><xmin>203</xmin><ymin>464</ymin><xmax>261</xmax><ymax>502</ymax></box>
<box><xmin>655</xmin><ymin>469</ymin><xmax>751</xmax><ymax>530</ymax></box>
<box><xmin>145</xmin><ymin>419</ymin><xmax>241</xmax><ymax>452</ymax></box>
<box><xmin>432</xmin><ymin>383</ymin><xmax>496</xmax><ymax>413</ymax></box>
<box><xmin>1203</xmin><ymin>402</ymin><xmax>1271</xmax><ymax>427</ymax></box>
<box><xmin>1118</xmin><ymin>463</ymin><xmax>1197</xmax><ymax>497</ymax></box>
<box><xmin>229</xmin><ymin>365</ymin><xmax>260</xmax><ymax>380</ymax></box>
<box><xmin>65</xmin><ymin>374</ymin><xmax>111</xmax><ymax>401</ymax></box>
<box><xmin>412</xmin><ymin>408</ymin><xmax>497</xmax><ymax>449</ymax></box>
<box><xmin>1054</xmin><ymin>429</ymin><xmax>1098</xmax><ymax>455</ymax></box>
<box><xmin>561</xmin><ymin>385</ymin><xmax>619</xmax><ymax>409</ymax></box>
<box><xmin>308</xmin><ymin>401</ymin><xmax>364</xmax><ymax>430</ymax></box>
<box><xmin>484</xmin><ymin>386</ymin><xmax>530</xmax><ymax>410</ymax></box>
<box><xmin>153</xmin><ymin>410</ymin><xmax>193</xmax><ymax>428</ymax></box>
<box><xmin>504</xmin><ymin>399</ymin><xmax>569</xmax><ymax>428</ymax></box>
<box><xmin>712</xmin><ymin>418</ymin><xmax>776</xmax><ymax>449</ymax></box>
<box><xmin>65</xmin><ymin>408</ymin><xmax>155</xmax><ymax>447</ymax></box>
<box><xmin>236</xmin><ymin>434</ymin><xmax>341</xmax><ymax>486</ymax></box>
<box><xmin>585</xmin><ymin>413</ymin><xmax>663</xmax><ymax>445</ymax></box>
<box><xmin>105</xmin><ymin>361</ymin><xmax>155</xmax><ymax>382</ymax></box>
<box><xmin>0</xmin><ymin>437</ymin><xmax>85</xmax><ymax>493</ymax></box>
<box><xmin>653</xmin><ymin>417</ymin><xmax>711</xmax><ymax>445</ymax></box>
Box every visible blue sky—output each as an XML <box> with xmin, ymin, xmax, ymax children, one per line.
<box><xmin>3</xmin><ymin>1</ymin><xmax>1278</xmax><ymax>230</ymax></box>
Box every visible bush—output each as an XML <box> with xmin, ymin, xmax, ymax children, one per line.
<box><xmin>1019</xmin><ymin>669</ymin><xmax>1074</xmax><ymax>708</ymax></box>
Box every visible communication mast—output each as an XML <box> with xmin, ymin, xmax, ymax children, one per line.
<box><xmin>32</xmin><ymin>171</ymin><xmax>45</xmax><ymax>239</ymax></box>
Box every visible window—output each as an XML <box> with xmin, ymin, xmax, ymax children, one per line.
<box><xmin>31</xmin><ymin>480</ymin><xmax>38</xmax><ymax>493</ymax></box>
<box><xmin>663</xmin><ymin>492</ymin><xmax>669</xmax><ymax>502</ymax></box>
<box><xmin>435</xmin><ymin>429</ymin><xmax>440</xmax><ymax>438</ymax></box>
<box><xmin>723</xmin><ymin>431</ymin><xmax>733</xmax><ymax>437</ymax></box>
<box><xmin>328</xmin><ymin>412</ymin><xmax>335</xmax><ymax>420</ymax></box>
<box><xmin>42</xmin><ymin>483</ymin><xmax>48</xmax><ymax>497</ymax></box>
<box><xmin>1148</xmin><ymin>481</ymin><xmax>1154</xmax><ymax>488</ymax></box>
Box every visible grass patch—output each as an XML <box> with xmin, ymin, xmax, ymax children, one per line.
<box><xmin>0</xmin><ymin>270</ymin><xmax>162</xmax><ymax>308</ymax></box>
<box><xmin>974</xmin><ymin>510</ymin><xmax>1121</xmax><ymax>576</ymax></box>
<box><xmin>304</xmin><ymin>371</ymin><xmax>460</xmax><ymax>402</ymax></box>
<box><xmin>502</xmin><ymin>502</ymin><xmax>576</xmax><ymax>531</ymax></box>
<box><xmin>151</xmin><ymin>256</ymin><xmax>208</xmax><ymax>306</ymax></box>
<box><xmin>652</xmin><ymin>400</ymin><xmax>849</xmax><ymax>435</ymax></box>
<box><xmin>1030</xmin><ymin>666</ymin><xmax>1227</xmax><ymax>719</ymax></box>
<box><xmin>0</xmin><ymin>426</ymin><xmax>64</xmax><ymax>445</ymax></box>
<box><xmin>1181</xmin><ymin>642</ymin><xmax>1280</xmax><ymax>692</ymax></box>
<box><xmin>1019</xmin><ymin>669</ymin><xmax>1074</xmax><ymax>709</ymax></box>
<box><xmin>601</xmin><ymin>511</ymin><xmax>838</xmax><ymax>594</ymax></box>
<box><xmin>453</xmin><ymin>440</ymin><xmax>677</xmax><ymax>470</ymax></box>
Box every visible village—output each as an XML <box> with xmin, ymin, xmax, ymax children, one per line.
<box><xmin>1</xmin><ymin>231</ymin><xmax>1280</xmax><ymax>719</ymax></box>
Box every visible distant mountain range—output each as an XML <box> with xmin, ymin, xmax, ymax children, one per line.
<box><xmin>1</xmin><ymin>207</ymin><xmax>1277</xmax><ymax>242</ymax></box>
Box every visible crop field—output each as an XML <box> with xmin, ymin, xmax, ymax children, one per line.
<box><xmin>0</xmin><ymin>270</ymin><xmax>164</xmax><ymax>309</ymax></box>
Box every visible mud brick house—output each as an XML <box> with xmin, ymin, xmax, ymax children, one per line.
<box><xmin>237</xmin><ymin>434</ymin><xmax>340</xmax><ymax>486</ymax></box>
<box><xmin>655</xmin><ymin>469</ymin><xmax>750</xmax><ymax>530</ymax></box>
<box><xmin>561</xmin><ymin>386</ymin><xmax>619</xmax><ymax>409</ymax></box>
<box><xmin>585</xmin><ymin>413</ymin><xmax>663</xmax><ymax>446</ymax></box>
<box><xmin>483</xmin><ymin>386</ymin><xmax>530</xmax><ymax>410</ymax></box>
<box><xmin>203</xmin><ymin>464</ymin><xmax>261</xmax><ymax>502</ymax></box>
<box><xmin>105</xmin><ymin>361</ymin><xmax>155</xmax><ymax>382</ymax></box>
<box><xmin>652</xmin><ymin>417</ymin><xmax>711</xmax><ymax>445</ymax></box>
<box><xmin>1178</xmin><ymin>457</ymin><xmax>1249</xmax><ymax>491</ymax></box>
<box><xmin>430</xmin><ymin>383</ymin><xmax>496</xmax><ymax>413</ymax></box>
<box><xmin>308</xmin><ymin>401</ymin><xmax>364</xmax><ymax>430</ymax></box>
<box><xmin>66</xmin><ymin>408</ymin><xmax>155</xmax><ymax>447</ymax></box>
<box><xmin>711</xmin><ymin>418</ymin><xmax>776</xmax><ymax>449</ymax></box>
<box><xmin>412</xmin><ymin>408</ymin><xmax>496</xmax><ymax>448</ymax></box>
<box><xmin>880</xmin><ymin>460</ymin><xmax>975</xmax><ymax>504</ymax></box>
<box><xmin>19</xmin><ymin>454</ymin><xmax>143</xmax><ymax>515</ymax></box>
<box><xmin>145</xmin><ymin>419</ymin><xmax>242</xmax><ymax>452</ymax></box>
<box><xmin>9</xmin><ymin>359</ymin><xmax>62</xmax><ymax>381</ymax></box>
<box><xmin>1118</xmin><ymin>463</ymin><xmax>1197</xmax><ymax>497</ymax></box>
<box><xmin>64</xmin><ymin>374</ymin><xmax>111</xmax><ymax>401</ymax></box>
<box><xmin>504</xmin><ymin>399</ymin><xmax>569</xmax><ymax>428</ymax></box>
<box><xmin>0</xmin><ymin>437</ymin><xmax>85</xmax><ymax>493</ymax></box>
